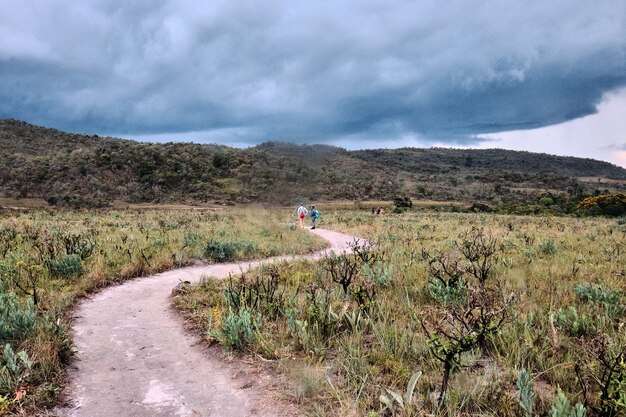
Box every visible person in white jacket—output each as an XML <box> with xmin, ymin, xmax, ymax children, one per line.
<box><xmin>297</xmin><ymin>203</ymin><xmax>308</xmax><ymax>228</ymax></box>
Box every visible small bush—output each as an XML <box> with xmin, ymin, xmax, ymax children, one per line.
<box><xmin>0</xmin><ymin>344</ymin><xmax>32</xmax><ymax>397</ymax></box>
<box><xmin>203</xmin><ymin>240</ymin><xmax>259</xmax><ymax>262</ymax></box>
<box><xmin>183</xmin><ymin>232</ymin><xmax>203</xmax><ymax>248</ymax></box>
<box><xmin>216</xmin><ymin>307</ymin><xmax>257</xmax><ymax>350</ymax></box>
<box><xmin>427</xmin><ymin>277</ymin><xmax>467</xmax><ymax>306</ymax></box>
<box><xmin>517</xmin><ymin>369</ymin><xmax>535</xmax><ymax>417</ymax></box>
<box><xmin>548</xmin><ymin>390</ymin><xmax>587</xmax><ymax>417</ymax></box>
<box><xmin>0</xmin><ymin>283</ymin><xmax>36</xmax><ymax>342</ymax></box>
<box><xmin>204</xmin><ymin>241</ymin><xmax>237</xmax><ymax>262</ymax></box>
<box><xmin>539</xmin><ymin>239</ymin><xmax>557</xmax><ymax>255</ymax></box>
<box><xmin>47</xmin><ymin>254</ymin><xmax>83</xmax><ymax>278</ymax></box>
<box><xmin>551</xmin><ymin>306</ymin><xmax>594</xmax><ymax>337</ymax></box>
<box><xmin>362</xmin><ymin>261</ymin><xmax>393</xmax><ymax>287</ymax></box>
<box><xmin>574</xmin><ymin>283</ymin><xmax>624</xmax><ymax>318</ymax></box>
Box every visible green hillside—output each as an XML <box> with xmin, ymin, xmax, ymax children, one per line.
<box><xmin>1</xmin><ymin>119</ymin><xmax>625</xmax><ymax>208</ymax></box>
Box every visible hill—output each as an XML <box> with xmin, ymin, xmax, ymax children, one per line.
<box><xmin>1</xmin><ymin>119</ymin><xmax>625</xmax><ymax>208</ymax></box>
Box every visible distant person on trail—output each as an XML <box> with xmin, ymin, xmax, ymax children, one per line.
<box><xmin>297</xmin><ymin>203</ymin><xmax>308</xmax><ymax>228</ymax></box>
<box><xmin>310</xmin><ymin>206</ymin><xmax>320</xmax><ymax>229</ymax></box>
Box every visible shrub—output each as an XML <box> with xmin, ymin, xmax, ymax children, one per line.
<box><xmin>577</xmin><ymin>193</ymin><xmax>626</xmax><ymax>217</ymax></box>
<box><xmin>539</xmin><ymin>239</ymin><xmax>557</xmax><ymax>255</ymax></box>
<box><xmin>548</xmin><ymin>390</ymin><xmax>587</xmax><ymax>417</ymax></box>
<box><xmin>551</xmin><ymin>306</ymin><xmax>594</xmax><ymax>337</ymax></box>
<box><xmin>203</xmin><ymin>240</ymin><xmax>259</xmax><ymax>262</ymax></box>
<box><xmin>517</xmin><ymin>369</ymin><xmax>535</xmax><ymax>417</ymax></box>
<box><xmin>204</xmin><ymin>241</ymin><xmax>237</xmax><ymax>262</ymax></box>
<box><xmin>466</xmin><ymin>202</ymin><xmax>492</xmax><ymax>213</ymax></box>
<box><xmin>427</xmin><ymin>277</ymin><xmax>467</xmax><ymax>306</ymax></box>
<box><xmin>47</xmin><ymin>254</ymin><xmax>83</xmax><ymax>278</ymax></box>
<box><xmin>0</xmin><ymin>344</ymin><xmax>31</xmax><ymax>397</ymax></box>
<box><xmin>393</xmin><ymin>195</ymin><xmax>412</xmax><ymax>209</ymax></box>
<box><xmin>362</xmin><ymin>261</ymin><xmax>393</xmax><ymax>287</ymax></box>
<box><xmin>0</xmin><ymin>283</ymin><xmax>36</xmax><ymax>342</ymax></box>
<box><xmin>216</xmin><ymin>307</ymin><xmax>257</xmax><ymax>350</ymax></box>
<box><xmin>574</xmin><ymin>283</ymin><xmax>624</xmax><ymax>319</ymax></box>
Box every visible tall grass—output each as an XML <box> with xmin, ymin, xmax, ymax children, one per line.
<box><xmin>176</xmin><ymin>210</ymin><xmax>626</xmax><ymax>416</ymax></box>
<box><xmin>0</xmin><ymin>207</ymin><xmax>326</xmax><ymax>413</ymax></box>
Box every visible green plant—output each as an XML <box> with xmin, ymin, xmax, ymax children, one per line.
<box><xmin>223</xmin><ymin>268</ymin><xmax>285</xmax><ymax>319</ymax></box>
<box><xmin>0</xmin><ymin>394</ymin><xmax>12</xmax><ymax>414</ymax></box>
<box><xmin>379</xmin><ymin>370</ymin><xmax>422</xmax><ymax>416</ymax></box>
<box><xmin>574</xmin><ymin>283</ymin><xmax>624</xmax><ymax>319</ymax></box>
<box><xmin>422</xmin><ymin>250</ymin><xmax>467</xmax><ymax>306</ymax></box>
<box><xmin>517</xmin><ymin>369</ymin><xmax>536</xmax><ymax>417</ymax></box>
<box><xmin>549</xmin><ymin>389</ymin><xmax>586</xmax><ymax>417</ymax></box>
<box><xmin>540</xmin><ymin>239</ymin><xmax>558</xmax><ymax>255</ymax></box>
<box><xmin>0</xmin><ymin>282</ymin><xmax>36</xmax><ymax>342</ymax></box>
<box><xmin>363</xmin><ymin>261</ymin><xmax>393</xmax><ymax>287</ymax></box>
<box><xmin>0</xmin><ymin>344</ymin><xmax>31</xmax><ymax>397</ymax></box>
<box><xmin>47</xmin><ymin>254</ymin><xmax>83</xmax><ymax>278</ymax></box>
<box><xmin>427</xmin><ymin>277</ymin><xmax>467</xmax><ymax>306</ymax></box>
<box><xmin>214</xmin><ymin>307</ymin><xmax>257</xmax><ymax>350</ymax></box>
<box><xmin>551</xmin><ymin>306</ymin><xmax>594</xmax><ymax>337</ymax></box>
<box><xmin>204</xmin><ymin>241</ymin><xmax>237</xmax><ymax>262</ymax></box>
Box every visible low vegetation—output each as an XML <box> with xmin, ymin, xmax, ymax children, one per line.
<box><xmin>176</xmin><ymin>210</ymin><xmax>626</xmax><ymax>416</ymax></box>
<box><xmin>0</xmin><ymin>208</ymin><xmax>325</xmax><ymax>413</ymax></box>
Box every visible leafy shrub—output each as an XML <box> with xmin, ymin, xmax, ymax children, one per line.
<box><xmin>183</xmin><ymin>232</ymin><xmax>203</xmax><ymax>248</ymax></box>
<box><xmin>362</xmin><ymin>261</ymin><xmax>393</xmax><ymax>287</ymax></box>
<box><xmin>204</xmin><ymin>241</ymin><xmax>237</xmax><ymax>261</ymax></box>
<box><xmin>0</xmin><ymin>283</ymin><xmax>36</xmax><ymax>342</ymax></box>
<box><xmin>551</xmin><ymin>306</ymin><xmax>594</xmax><ymax>337</ymax></box>
<box><xmin>47</xmin><ymin>254</ymin><xmax>83</xmax><ymax>278</ymax></box>
<box><xmin>0</xmin><ymin>344</ymin><xmax>31</xmax><ymax>397</ymax></box>
<box><xmin>577</xmin><ymin>193</ymin><xmax>626</xmax><ymax>217</ymax></box>
<box><xmin>574</xmin><ymin>283</ymin><xmax>624</xmax><ymax>318</ymax></box>
<box><xmin>216</xmin><ymin>307</ymin><xmax>257</xmax><ymax>350</ymax></box>
<box><xmin>466</xmin><ymin>202</ymin><xmax>492</xmax><ymax>213</ymax></box>
<box><xmin>203</xmin><ymin>240</ymin><xmax>259</xmax><ymax>262</ymax></box>
<box><xmin>427</xmin><ymin>277</ymin><xmax>467</xmax><ymax>306</ymax></box>
<box><xmin>517</xmin><ymin>369</ymin><xmax>535</xmax><ymax>417</ymax></box>
<box><xmin>539</xmin><ymin>239</ymin><xmax>557</xmax><ymax>255</ymax></box>
<box><xmin>393</xmin><ymin>195</ymin><xmax>413</xmax><ymax>209</ymax></box>
<box><xmin>548</xmin><ymin>390</ymin><xmax>587</xmax><ymax>417</ymax></box>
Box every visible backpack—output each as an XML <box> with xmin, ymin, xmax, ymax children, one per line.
<box><xmin>312</xmin><ymin>209</ymin><xmax>319</xmax><ymax>219</ymax></box>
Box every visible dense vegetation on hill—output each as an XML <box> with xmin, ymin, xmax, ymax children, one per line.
<box><xmin>2</xmin><ymin>119</ymin><xmax>625</xmax><ymax>208</ymax></box>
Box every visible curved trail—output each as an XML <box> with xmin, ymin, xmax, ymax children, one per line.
<box><xmin>57</xmin><ymin>229</ymin><xmax>356</xmax><ymax>417</ymax></box>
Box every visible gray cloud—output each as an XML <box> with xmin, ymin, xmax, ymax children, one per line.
<box><xmin>1</xmin><ymin>0</ymin><xmax>625</xmax><ymax>146</ymax></box>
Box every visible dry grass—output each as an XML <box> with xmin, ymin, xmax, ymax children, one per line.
<box><xmin>176</xmin><ymin>210</ymin><xmax>626</xmax><ymax>416</ymax></box>
<box><xmin>0</xmin><ymin>207</ymin><xmax>327</xmax><ymax>414</ymax></box>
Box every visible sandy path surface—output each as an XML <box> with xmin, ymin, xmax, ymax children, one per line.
<box><xmin>56</xmin><ymin>228</ymin><xmax>356</xmax><ymax>417</ymax></box>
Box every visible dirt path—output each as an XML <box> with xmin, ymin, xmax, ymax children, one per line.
<box><xmin>56</xmin><ymin>228</ymin><xmax>356</xmax><ymax>417</ymax></box>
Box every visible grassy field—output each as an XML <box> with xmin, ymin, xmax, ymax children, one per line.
<box><xmin>176</xmin><ymin>210</ymin><xmax>626</xmax><ymax>416</ymax></box>
<box><xmin>0</xmin><ymin>208</ymin><xmax>326</xmax><ymax>414</ymax></box>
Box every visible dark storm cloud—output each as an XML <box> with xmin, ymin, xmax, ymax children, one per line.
<box><xmin>1</xmin><ymin>0</ymin><xmax>625</xmax><ymax>145</ymax></box>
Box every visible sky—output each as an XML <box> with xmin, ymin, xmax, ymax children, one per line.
<box><xmin>1</xmin><ymin>1</ymin><xmax>625</xmax><ymax>166</ymax></box>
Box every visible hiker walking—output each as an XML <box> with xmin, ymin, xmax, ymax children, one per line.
<box><xmin>310</xmin><ymin>206</ymin><xmax>320</xmax><ymax>229</ymax></box>
<box><xmin>297</xmin><ymin>203</ymin><xmax>308</xmax><ymax>228</ymax></box>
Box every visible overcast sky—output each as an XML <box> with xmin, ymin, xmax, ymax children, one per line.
<box><xmin>1</xmin><ymin>1</ymin><xmax>625</xmax><ymax>166</ymax></box>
